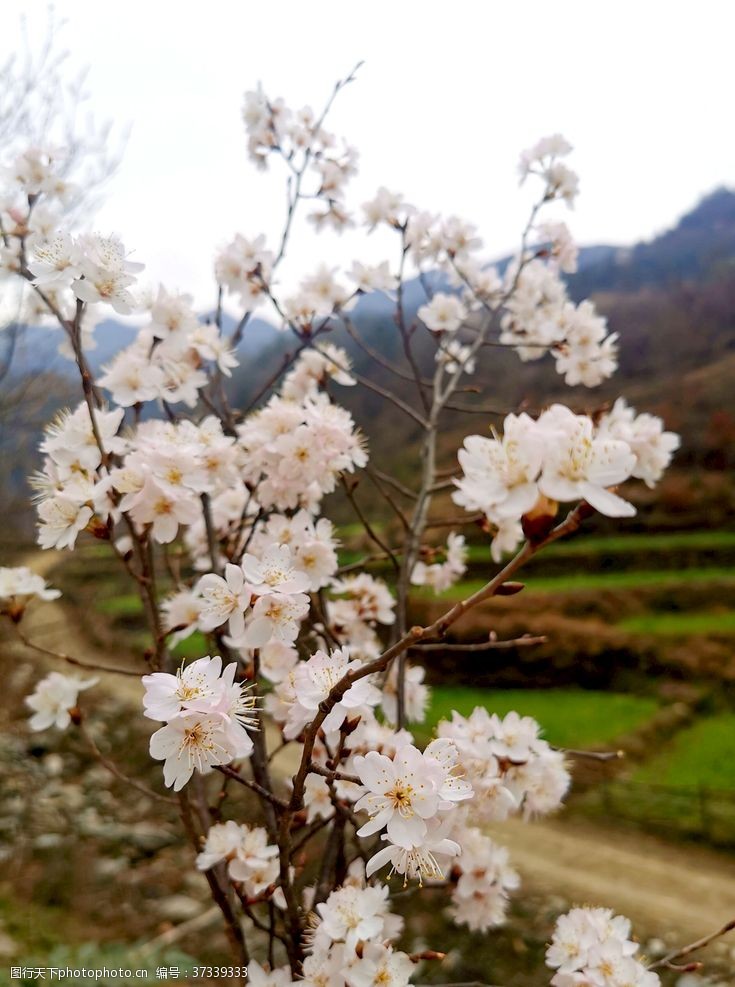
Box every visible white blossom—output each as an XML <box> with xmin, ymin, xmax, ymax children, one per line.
<box><xmin>26</xmin><ymin>671</ymin><xmax>97</xmax><ymax>731</ymax></box>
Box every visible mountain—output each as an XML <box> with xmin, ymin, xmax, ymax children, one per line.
<box><xmin>567</xmin><ymin>187</ymin><xmax>735</xmax><ymax>298</ymax></box>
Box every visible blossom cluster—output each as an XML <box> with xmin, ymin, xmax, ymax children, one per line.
<box><xmin>142</xmin><ymin>656</ymin><xmax>257</xmax><ymax>791</ymax></box>
<box><xmin>353</xmin><ymin>741</ymin><xmax>471</xmax><ymax>883</ymax></box>
<box><xmin>453</xmin><ymin>403</ymin><xmax>679</xmax><ymax>560</ymax></box>
<box><xmin>0</xmin><ymin>148</ymin><xmax>75</xmax><ymax>290</ymax></box>
<box><xmin>446</xmin><ymin>825</ymin><xmax>520</xmax><ymax>932</ymax></box>
<box><xmin>439</xmin><ymin>707</ymin><xmax>570</xmax><ymax>822</ymax></box>
<box><xmin>241</xmin><ymin>84</ymin><xmax>358</xmax><ymax>233</ymax></box>
<box><xmin>33</xmin><ymin>402</ymin><xmax>123</xmax><ymax>550</ymax></box>
<box><xmin>98</xmin><ymin>286</ymin><xmax>237</xmax><ymax>407</ymax></box>
<box><xmin>196</xmin><ymin>820</ymin><xmax>279</xmax><ymax>900</ymax></box>
<box><xmin>547</xmin><ymin>907</ymin><xmax>660</xmax><ymax>987</ymax></box>
<box><xmin>238</xmin><ymin>392</ymin><xmax>366</xmax><ymax>513</ymax></box>
<box><xmin>303</xmin><ymin>867</ymin><xmax>414</xmax><ymax>987</ymax></box>
<box><xmin>435</xmin><ymin>707</ymin><xmax>569</xmax><ymax>930</ymax></box>
<box><xmin>501</xmin><ymin>261</ymin><xmax>618</xmax><ymax>386</ymax></box>
<box><xmin>29</xmin><ymin>230</ymin><xmax>144</xmax><ymax>314</ymax></box>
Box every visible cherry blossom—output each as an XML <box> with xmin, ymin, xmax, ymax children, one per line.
<box><xmin>0</xmin><ymin>566</ymin><xmax>60</xmax><ymax>605</ymax></box>
<box><xmin>285</xmin><ymin>646</ymin><xmax>380</xmax><ymax>739</ymax></box>
<box><xmin>353</xmin><ymin>742</ymin><xmax>472</xmax><ymax>849</ymax></box>
<box><xmin>197</xmin><ymin>563</ymin><xmax>253</xmax><ymax>639</ymax></box>
<box><xmin>197</xmin><ymin>821</ymin><xmax>279</xmax><ymax>897</ymax></box>
<box><xmin>417</xmin><ymin>292</ymin><xmax>467</xmax><ymax>333</ymax></box>
<box><xmin>149</xmin><ymin>711</ymin><xmax>249</xmax><ymax>791</ymax></box>
<box><xmin>546</xmin><ymin>907</ymin><xmax>659</xmax><ymax>987</ymax></box>
<box><xmin>26</xmin><ymin>671</ymin><xmax>97</xmax><ymax>731</ymax></box>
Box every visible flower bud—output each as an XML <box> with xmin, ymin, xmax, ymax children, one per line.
<box><xmin>521</xmin><ymin>494</ymin><xmax>558</xmax><ymax>542</ymax></box>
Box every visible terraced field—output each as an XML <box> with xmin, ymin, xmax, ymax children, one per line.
<box><xmin>414</xmin><ymin>686</ymin><xmax>658</xmax><ymax>748</ymax></box>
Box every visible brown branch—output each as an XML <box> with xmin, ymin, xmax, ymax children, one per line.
<box><xmin>12</xmin><ymin>624</ymin><xmax>142</xmax><ymax>677</ymax></box>
<box><xmin>365</xmin><ymin>467</ymin><xmax>412</xmax><ymax>532</ymax></box>
<box><xmin>340</xmin><ymin>475</ymin><xmax>400</xmax><ymax>571</ymax></box>
<box><xmin>178</xmin><ymin>791</ymin><xmax>249</xmax><ymax>970</ymax></box>
<box><xmin>371</xmin><ymin>468</ymin><xmax>417</xmax><ymax>499</ymax></box>
<box><xmin>213</xmin><ymin>764</ymin><xmax>288</xmax><ymax>811</ymax></box>
<box><xmin>648</xmin><ymin>917</ymin><xmax>735</xmax><ymax>970</ymax></box>
<box><xmin>342</xmin><ymin>315</ymin><xmax>432</xmax><ymax>388</ymax></box>
<box><xmin>556</xmin><ymin>747</ymin><xmax>624</xmax><ymax>762</ymax></box>
<box><xmin>410</xmin><ymin>633</ymin><xmax>547</xmax><ymax>652</ymax></box>
<box><xmin>309</xmin><ymin>763</ymin><xmax>360</xmax><ymax>785</ymax></box>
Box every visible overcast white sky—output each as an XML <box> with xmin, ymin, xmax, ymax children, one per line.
<box><xmin>2</xmin><ymin>1</ymin><xmax>734</xmax><ymax>310</ymax></box>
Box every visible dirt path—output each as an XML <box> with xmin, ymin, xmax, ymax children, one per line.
<box><xmin>495</xmin><ymin>815</ymin><xmax>735</xmax><ymax>946</ymax></box>
<box><xmin>13</xmin><ymin>551</ymin><xmax>735</xmax><ymax>955</ymax></box>
<box><xmin>12</xmin><ymin>549</ymin><xmax>145</xmax><ymax>706</ymax></box>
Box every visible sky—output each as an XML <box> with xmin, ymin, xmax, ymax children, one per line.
<box><xmin>2</xmin><ymin>0</ymin><xmax>734</xmax><ymax>311</ymax></box>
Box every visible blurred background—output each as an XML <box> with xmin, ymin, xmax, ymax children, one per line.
<box><xmin>2</xmin><ymin>2</ymin><xmax>735</xmax><ymax>984</ymax></box>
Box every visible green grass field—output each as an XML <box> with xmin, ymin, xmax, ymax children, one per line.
<box><xmin>466</xmin><ymin>529</ymin><xmax>735</xmax><ymax>562</ymax></box>
<box><xmin>414</xmin><ymin>686</ymin><xmax>658</xmax><ymax>748</ymax></box>
<box><xmin>426</xmin><ymin>566</ymin><xmax>735</xmax><ymax>599</ymax></box>
<box><xmin>96</xmin><ymin>593</ymin><xmax>144</xmax><ymax>617</ymax></box>
<box><xmin>633</xmin><ymin>715</ymin><xmax>735</xmax><ymax>790</ymax></box>
<box><xmin>619</xmin><ymin>610</ymin><xmax>735</xmax><ymax>636</ymax></box>
<box><xmin>172</xmin><ymin>630</ymin><xmax>210</xmax><ymax>659</ymax></box>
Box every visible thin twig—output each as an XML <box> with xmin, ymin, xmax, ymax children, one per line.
<box><xmin>12</xmin><ymin>624</ymin><xmax>143</xmax><ymax>677</ymax></box>
<box><xmin>410</xmin><ymin>633</ymin><xmax>547</xmax><ymax>652</ymax></box>
<box><xmin>648</xmin><ymin>917</ymin><xmax>735</xmax><ymax>970</ymax></box>
<box><xmin>341</xmin><ymin>476</ymin><xmax>400</xmax><ymax>571</ymax></box>
<box><xmin>78</xmin><ymin>721</ymin><xmax>178</xmax><ymax>805</ymax></box>
<box><xmin>214</xmin><ymin>764</ymin><xmax>288</xmax><ymax>811</ymax></box>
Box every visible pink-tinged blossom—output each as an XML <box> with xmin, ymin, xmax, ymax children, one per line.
<box><xmin>597</xmin><ymin>398</ymin><xmax>680</xmax><ymax>488</ymax></box>
<box><xmin>353</xmin><ymin>742</ymin><xmax>472</xmax><ymax>848</ymax></box>
<box><xmin>448</xmin><ymin>825</ymin><xmax>520</xmax><ymax>932</ymax></box>
<box><xmin>41</xmin><ymin>403</ymin><xmax>124</xmax><ymax>472</ymax></box>
<box><xmin>284</xmin><ymin>647</ymin><xmax>380</xmax><ymax>739</ymax></box>
<box><xmin>546</xmin><ymin>907</ymin><xmax>658</xmax><ymax>987</ymax></box>
<box><xmin>381</xmin><ymin>663</ymin><xmax>429</xmax><ymax>727</ymax></box>
<box><xmin>313</xmin><ymin>883</ymin><xmax>394</xmax><ymax>952</ymax></box>
<box><xmin>366</xmin><ymin>826</ymin><xmax>461</xmax><ymax>885</ymax></box>
<box><xmin>126</xmin><ymin>475</ymin><xmax>201</xmax><ymax>544</ymax></box>
<box><xmin>28</xmin><ymin>231</ymin><xmax>82</xmax><ymax>285</ymax></box>
<box><xmin>160</xmin><ymin>588</ymin><xmax>203</xmax><ymax>646</ymax></box>
<box><xmin>438</xmin><ymin>706</ymin><xmax>570</xmax><ymax>822</ymax></box>
<box><xmin>37</xmin><ymin>495</ymin><xmax>93</xmax><ymax>550</ymax></box>
<box><xmin>241</xmin><ymin>591</ymin><xmax>310</xmax><ymax>648</ymax></box>
<box><xmin>410</xmin><ymin>532</ymin><xmax>467</xmax><ymax>594</ymax></box>
<box><xmin>362</xmin><ymin>187</ymin><xmax>404</xmax><ymax>229</ymax></box>
<box><xmin>72</xmin><ymin>233</ymin><xmax>144</xmax><ymax>314</ymax></box>
<box><xmin>452</xmin><ymin>414</ymin><xmax>545</xmax><ymax>520</ymax></box>
<box><xmin>344</xmin><ymin>942</ymin><xmax>415</xmax><ymax>987</ymax></box>
<box><xmin>142</xmin><ymin>655</ymin><xmax>227</xmax><ymax>722</ymax></box>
